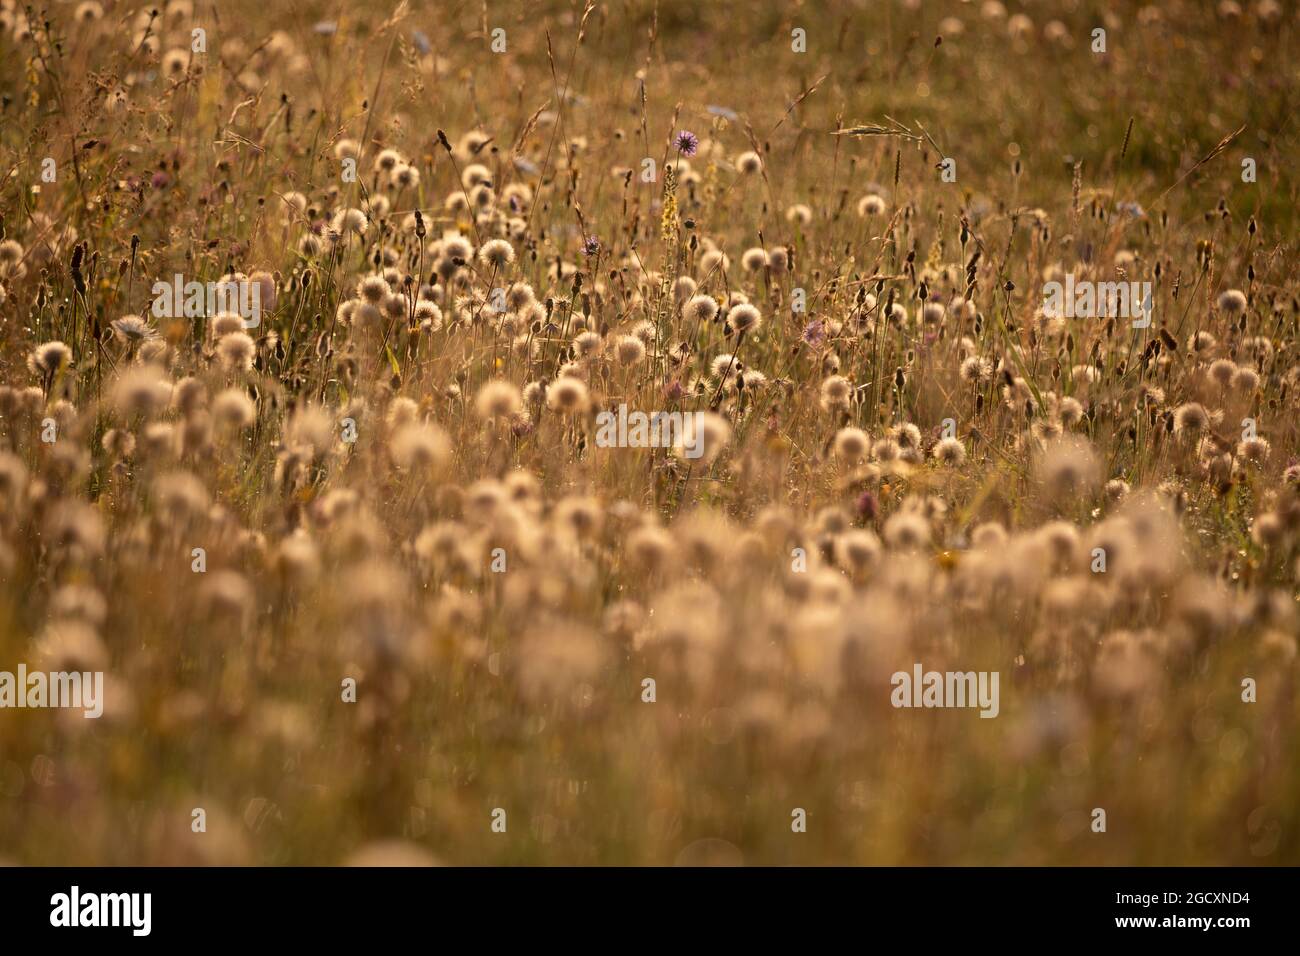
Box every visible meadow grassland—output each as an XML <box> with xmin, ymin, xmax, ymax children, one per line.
<box><xmin>0</xmin><ymin>0</ymin><xmax>1297</xmax><ymax>865</ymax></box>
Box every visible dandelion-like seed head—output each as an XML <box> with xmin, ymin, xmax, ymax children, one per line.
<box><xmin>741</xmin><ymin>247</ymin><xmax>768</xmax><ymax>272</ymax></box>
<box><xmin>1217</xmin><ymin>289</ymin><xmax>1247</xmax><ymax>314</ymax></box>
<box><xmin>1173</xmin><ymin>402</ymin><xmax>1210</xmax><ymax>438</ymax></box>
<box><xmin>359</xmin><ymin>274</ymin><xmax>391</xmax><ymax>304</ymax></box>
<box><xmin>883</xmin><ymin>511</ymin><xmax>930</xmax><ymax>550</ymax></box>
<box><xmin>391</xmin><ymin>423</ymin><xmax>451</xmax><ymax>472</ymax></box>
<box><xmin>857</xmin><ymin>194</ymin><xmax>888</xmax><ymax>217</ymax></box>
<box><xmin>475</xmin><ymin>380</ymin><xmax>523</xmax><ymax>419</ymax></box>
<box><xmin>615</xmin><ymin>335</ymin><xmax>647</xmax><ymax>365</ymax></box>
<box><xmin>833</xmin><ymin>427</ymin><xmax>870</xmax><ymax>462</ymax></box>
<box><xmin>212</xmin><ymin>388</ymin><xmax>256</xmax><ymax>429</ymax></box>
<box><xmin>820</xmin><ymin>374</ymin><xmax>853</xmax><ymax>410</ymax></box>
<box><xmin>933</xmin><ymin>436</ymin><xmax>966</xmax><ymax>465</ymax></box>
<box><xmin>786</xmin><ymin>204</ymin><xmax>813</xmax><ymax>226</ymax></box>
<box><xmin>475</xmin><ymin>238</ymin><xmax>513</xmax><ymax>268</ymax></box>
<box><xmin>546</xmin><ymin>377</ymin><xmax>591</xmax><ymax>413</ymax></box>
<box><xmin>1232</xmin><ymin>366</ymin><xmax>1260</xmax><ymax>393</ymax></box>
<box><xmin>728</xmin><ymin>303</ymin><xmax>762</xmax><ymax>335</ymax></box>
<box><xmin>893</xmin><ymin>422</ymin><xmax>922</xmax><ymax>450</ymax></box>
<box><xmin>28</xmin><ymin>341</ymin><xmax>73</xmax><ymax>377</ymax></box>
<box><xmin>735</xmin><ymin>151</ymin><xmax>763</xmax><ymax>175</ymax></box>
<box><xmin>217</xmin><ymin>332</ymin><xmax>257</xmax><ymax>372</ymax></box>
<box><xmin>684</xmin><ymin>293</ymin><xmax>719</xmax><ymax>323</ymax></box>
<box><xmin>675</xmin><ymin>412</ymin><xmax>731</xmax><ymax>466</ymax></box>
<box><xmin>391</xmin><ymin>164</ymin><xmax>419</xmax><ymax>189</ymax></box>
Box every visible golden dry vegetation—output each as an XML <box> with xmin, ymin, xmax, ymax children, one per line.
<box><xmin>0</xmin><ymin>0</ymin><xmax>1297</xmax><ymax>864</ymax></box>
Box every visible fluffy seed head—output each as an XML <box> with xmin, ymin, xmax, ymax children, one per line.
<box><xmin>833</xmin><ymin>427</ymin><xmax>870</xmax><ymax>462</ymax></box>
<box><xmin>820</xmin><ymin>375</ymin><xmax>853</xmax><ymax>410</ymax></box>
<box><xmin>933</xmin><ymin>436</ymin><xmax>966</xmax><ymax>465</ymax></box>
<box><xmin>735</xmin><ymin>151</ymin><xmax>763</xmax><ymax>174</ymax></box>
<box><xmin>28</xmin><ymin>341</ymin><xmax>73</xmax><ymax>377</ymax></box>
<box><xmin>217</xmin><ymin>332</ymin><xmax>257</xmax><ymax>372</ymax></box>
<box><xmin>675</xmin><ymin>412</ymin><xmax>731</xmax><ymax>466</ymax></box>
<box><xmin>684</xmin><ymin>294</ymin><xmax>719</xmax><ymax>323</ymax></box>
<box><xmin>1217</xmin><ymin>289</ymin><xmax>1247</xmax><ymax>314</ymax></box>
<box><xmin>1173</xmin><ymin>402</ymin><xmax>1210</xmax><ymax>437</ymax></box>
<box><xmin>615</xmin><ymin>335</ymin><xmax>647</xmax><ymax>365</ymax></box>
<box><xmin>478</xmin><ymin>239</ymin><xmax>516</xmax><ymax>268</ymax></box>
<box><xmin>546</xmin><ymin>377</ymin><xmax>591</xmax><ymax>413</ymax></box>
<box><xmin>475</xmin><ymin>380</ymin><xmax>523</xmax><ymax>419</ymax></box>
<box><xmin>728</xmin><ymin>303</ymin><xmax>762</xmax><ymax>335</ymax></box>
<box><xmin>857</xmin><ymin>194</ymin><xmax>887</xmax><ymax>217</ymax></box>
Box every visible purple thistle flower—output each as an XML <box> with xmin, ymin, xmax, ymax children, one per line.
<box><xmin>673</xmin><ymin>130</ymin><xmax>699</xmax><ymax>157</ymax></box>
<box><xmin>582</xmin><ymin>235</ymin><xmax>600</xmax><ymax>256</ymax></box>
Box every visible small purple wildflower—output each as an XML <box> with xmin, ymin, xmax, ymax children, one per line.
<box><xmin>801</xmin><ymin>319</ymin><xmax>826</xmax><ymax>348</ymax></box>
<box><xmin>582</xmin><ymin>235</ymin><xmax>600</xmax><ymax>256</ymax></box>
<box><xmin>673</xmin><ymin>130</ymin><xmax>699</xmax><ymax>157</ymax></box>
